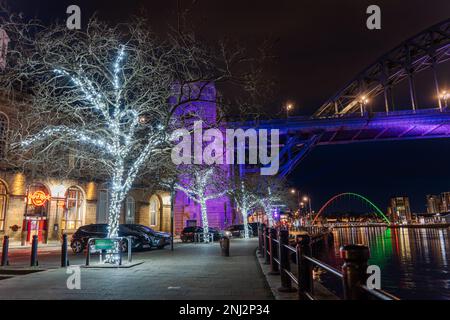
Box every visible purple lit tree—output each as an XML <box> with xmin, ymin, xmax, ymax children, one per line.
<box><xmin>175</xmin><ymin>166</ymin><xmax>227</xmax><ymax>242</ymax></box>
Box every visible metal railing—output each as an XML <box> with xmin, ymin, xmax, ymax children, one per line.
<box><xmin>85</xmin><ymin>237</ymin><xmax>132</xmax><ymax>266</ymax></box>
<box><xmin>194</xmin><ymin>233</ymin><xmax>214</xmax><ymax>243</ymax></box>
<box><xmin>258</xmin><ymin>225</ymin><xmax>399</xmax><ymax>300</ymax></box>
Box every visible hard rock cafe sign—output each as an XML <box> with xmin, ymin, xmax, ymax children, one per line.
<box><xmin>28</xmin><ymin>191</ymin><xmax>51</xmax><ymax>207</ymax></box>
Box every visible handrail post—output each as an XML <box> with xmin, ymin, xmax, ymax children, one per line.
<box><xmin>269</xmin><ymin>228</ymin><xmax>279</xmax><ymax>275</ymax></box>
<box><xmin>278</xmin><ymin>229</ymin><xmax>296</xmax><ymax>292</ymax></box>
<box><xmin>297</xmin><ymin>234</ymin><xmax>313</xmax><ymax>298</ymax></box>
<box><xmin>1</xmin><ymin>235</ymin><xmax>9</xmax><ymax>266</ymax></box>
<box><xmin>258</xmin><ymin>223</ymin><xmax>265</xmax><ymax>257</ymax></box>
<box><xmin>264</xmin><ymin>226</ymin><xmax>270</xmax><ymax>264</ymax></box>
<box><xmin>340</xmin><ymin>244</ymin><xmax>370</xmax><ymax>300</ymax></box>
<box><xmin>30</xmin><ymin>235</ymin><xmax>38</xmax><ymax>267</ymax></box>
<box><xmin>61</xmin><ymin>233</ymin><xmax>69</xmax><ymax>267</ymax></box>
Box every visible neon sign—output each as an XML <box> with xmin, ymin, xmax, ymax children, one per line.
<box><xmin>28</xmin><ymin>191</ymin><xmax>51</xmax><ymax>207</ymax></box>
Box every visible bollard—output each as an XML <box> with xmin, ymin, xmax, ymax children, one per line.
<box><xmin>340</xmin><ymin>244</ymin><xmax>370</xmax><ymax>300</ymax></box>
<box><xmin>86</xmin><ymin>240</ymin><xmax>91</xmax><ymax>266</ymax></box>
<box><xmin>268</xmin><ymin>228</ymin><xmax>279</xmax><ymax>275</ymax></box>
<box><xmin>297</xmin><ymin>234</ymin><xmax>313</xmax><ymax>298</ymax></box>
<box><xmin>30</xmin><ymin>235</ymin><xmax>38</xmax><ymax>267</ymax></box>
<box><xmin>1</xmin><ymin>235</ymin><xmax>9</xmax><ymax>266</ymax></box>
<box><xmin>220</xmin><ymin>236</ymin><xmax>230</xmax><ymax>256</ymax></box>
<box><xmin>61</xmin><ymin>234</ymin><xmax>69</xmax><ymax>267</ymax></box>
<box><xmin>264</xmin><ymin>227</ymin><xmax>270</xmax><ymax>264</ymax></box>
<box><xmin>278</xmin><ymin>229</ymin><xmax>296</xmax><ymax>292</ymax></box>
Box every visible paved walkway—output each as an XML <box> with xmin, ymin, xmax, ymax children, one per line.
<box><xmin>0</xmin><ymin>238</ymin><xmax>274</xmax><ymax>300</ymax></box>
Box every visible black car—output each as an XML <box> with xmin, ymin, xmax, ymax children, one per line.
<box><xmin>180</xmin><ymin>226</ymin><xmax>221</xmax><ymax>242</ymax></box>
<box><xmin>123</xmin><ymin>224</ymin><xmax>171</xmax><ymax>249</ymax></box>
<box><xmin>224</xmin><ymin>224</ymin><xmax>254</xmax><ymax>238</ymax></box>
<box><xmin>70</xmin><ymin>223</ymin><xmax>169</xmax><ymax>253</ymax></box>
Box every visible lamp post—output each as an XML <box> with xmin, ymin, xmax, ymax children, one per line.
<box><xmin>286</xmin><ymin>103</ymin><xmax>293</xmax><ymax>119</ymax></box>
<box><xmin>358</xmin><ymin>95</ymin><xmax>369</xmax><ymax>116</ymax></box>
<box><xmin>439</xmin><ymin>90</ymin><xmax>449</xmax><ymax>109</ymax></box>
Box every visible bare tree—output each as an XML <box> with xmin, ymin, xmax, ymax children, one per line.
<box><xmin>0</xmin><ymin>9</ymin><xmax>266</xmax><ymax>262</ymax></box>
<box><xmin>175</xmin><ymin>166</ymin><xmax>227</xmax><ymax>242</ymax></box>
<box><xmin>256</xmin><ymin>176</ymin><xmax>286</xmax><ymax>227</ymax></box>
<box><xmin>228</xmin><ymin>173</ymin><xmax>261</xmax><ymax>239</ymax></box>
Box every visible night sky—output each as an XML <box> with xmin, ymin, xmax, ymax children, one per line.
<box><xmin>8</xmin><ymin>0</ymin><xmax>450</xmax><ymax>212</ymax></box>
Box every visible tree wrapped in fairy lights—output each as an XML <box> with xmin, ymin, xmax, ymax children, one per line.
<box><xmin>0</xmin><ymin>9</ymin><xmax>267</xmax><ymax>261</ymax></box>
<box><xmin>256</xmin><ymin>176</ymin><xmax>286</xmax><ymax>227</ymax></box>
<box><xmin>228</xmin><ymin>174</ymin><xmax>261</xmax><ymax>239</ymax></box>
<box><xmin>175</xmin><ymin>166</ymin><xmax>227</xmax><ymax>242</ymax></box>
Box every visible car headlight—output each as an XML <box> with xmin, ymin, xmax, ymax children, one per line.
<box><xmin>225</xmin><ymin>231</ymin><xmax>232</xmax><ymax>237</ymax></box>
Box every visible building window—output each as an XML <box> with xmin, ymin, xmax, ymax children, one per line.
<box><xmin>149</xmin><ymin>196</ymin><xmax>159</xmax><ymax>226</ymax></box>
<box><xmin>0</xmin><ymin>112</ymin><xmax>8</xmax><ymax>158</ymax></box>
<box><xmin>62</xmin><ymin>187</ymin><xmax>84</xmax><ymax>230</ymax></box>
<box><xmin>125</xmin><ymin>196</ymin><xmax>135</xmax><ymax>224</ymax></box>
<box><xmin>97</xmin><ymin>190</ymin><xmax>109</xmax><ymax>223</ymax></box>
<box><xmin>0</xmin><ymin>181</ymin><xmax>7</xmax><ymax>231</ymax></box>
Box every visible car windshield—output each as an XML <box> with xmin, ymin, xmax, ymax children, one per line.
<box><xmin>126</xmin><ymin>224</ymin><xmax>155</xmax><ymax>234</ymax></box>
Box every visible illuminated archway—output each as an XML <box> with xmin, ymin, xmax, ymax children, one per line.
<box><xmin>312</xmin><ymin>192</ymin><xmax>390</xmax><ymax>224</ymax></box>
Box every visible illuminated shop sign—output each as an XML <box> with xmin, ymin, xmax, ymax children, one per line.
<box><xmin>28</xmin><ymin>191</ymin><xmax>51</xmax><ymax>207</ymax></box>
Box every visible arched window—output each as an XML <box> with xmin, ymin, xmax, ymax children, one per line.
<box><xmin>149</xmin><ymin>196</ymin><xmax>159</xmax><ymax>226</ymax></box>
<box><xmin>97</xmin><ymin>189</ymin><xmax>109</xmax><ymax>223</ymax></box>
<box><xmin>125</xmin><ymin>196</ymin><xmax>135</xmax><ymax>224</ymax></box>
<box><xmin>0</xmin><ymin>112</ymin><xmax>8</xmax><ymax>158</ymax></box>
<box><xmin>0</xmin><ymin>180</ymin><xmax>7</xmax><ymax>231</ymax></box>
<box><xmin>63</xmin><ymin>186</ymin><xmax>85</xmax><ymax>230</ymax></box>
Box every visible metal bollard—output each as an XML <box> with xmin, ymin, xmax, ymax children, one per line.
<box><xmin>86</xmin><ymin>240</ymin><xmax>91</xmax><ymax>266</ymax></box>
<box><xmin>61</xmin><ymin>234</ymin><xmax>69</xmax><ymax>267</ymax></box>
<box><xmin>268</xmin><ymin>228</ymin><xmax>279</xmax><ymax>275</ymax></box>
<box><xmin>264</xmin><ymin>227</ymin><xmax>270</xmax><ymax>264</ymax></box>
<box><xmin>220</xmin><ymin>236</ymin><xmax>230</xmax><ymax>256</ymax></box>
<box><xmin>30</xmin><ymin>235</ymin><xmax>38</xmax><ymax>267</ymax></box>
<box><xmin>297</xmin><ymin>234</ymin><xmax>313</xmax><ymax>298</ymax></box>
<box><xmin>1</xmin><ymin>235</ymin><xmax>9</xmax><ymax>266</ymax></box>
<box><xmin>278</xmin><ymin>229</ymin><xmax>296</xmax><ymax>292</ymax></box>
<box><xmin>340</xmin><ymin>244</ymin><xmax>370</xmax><ymax>300</ymax></box>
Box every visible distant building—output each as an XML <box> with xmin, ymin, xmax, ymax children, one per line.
<box><xmin>426</xmin><ymin>194</ymin><xmax>442</xmax><ymax>214</ymax></box>
<box><xmin>440</xmin><ymin>192</ymin><xmax>450</xmax><ymax>212</ymax></box>
<box><xmin>387</xmin><ymin>196</ymin><xmax>412</xmax><ymax>223</ymax></box>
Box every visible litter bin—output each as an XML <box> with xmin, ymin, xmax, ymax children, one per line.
<box><xmin>220</xmin><ymin>236</ymin><xmax>230</xmax><ymax>256</ymax></box>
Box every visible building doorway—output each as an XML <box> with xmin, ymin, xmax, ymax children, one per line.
<box><xmin>23</xmin><ymin>183</ymin><xmax>50</xmax><ymax>244</ymax></box>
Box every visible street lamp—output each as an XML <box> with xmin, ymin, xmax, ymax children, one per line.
<box><xmin>302</xmin><ymin>195</ymin><xmax>312</xmax><ymax>217</ymax></box>
<box><xmin>439</xmin><ymin>90</ymin><xmax>449</xmax><ymax>109</ymax></box>
<box><xmin>286</xmin><ymin>103</ymin><xmax>293</xmax><ymax>118</ymax></box>
<box><xmin>358</xmin><ymin>95</ymin><xmax>369</xmax><ymax>116</ymax></box>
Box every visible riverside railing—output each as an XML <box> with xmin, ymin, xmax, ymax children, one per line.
<box><xmin>257</xmin><ymin>225</ymin><xmax>399</xmax><ymax>300</ymax></box>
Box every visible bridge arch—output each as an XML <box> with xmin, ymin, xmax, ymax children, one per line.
<box><xmin>312</xmin><ymin>192</ymin><xmax>391</xmax><ymax>224</ymax></box>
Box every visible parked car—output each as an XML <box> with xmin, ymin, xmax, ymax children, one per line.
<box><xmin>70</xmin><ymin>223</ymin><xmax>169</xmax><ymax>253</ymax></box>
<box><xmin>180</xmin><ymin>226</ymin><xmax>221</xmax><ymax>242</ymax></box>
<box><xmin>224</xmin><ymin>224</ymin><xmax>254</xmax><ymax>238</ymax></box>
<box><xmin>123</xmin><ymin>224</ymin><xmax>171</xmax><ymax>249</ymax></box>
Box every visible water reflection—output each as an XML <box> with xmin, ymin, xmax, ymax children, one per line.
<box><xmin>316</xmin><ymin>227</ymin><xmax>450</xmax><ymax>300</ymax></box>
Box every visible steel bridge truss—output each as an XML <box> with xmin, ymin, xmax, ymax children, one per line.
<box><xmin>314</xmin><ymin>19</ymin><xmax>450</xmax><ymax>117</ymax></box>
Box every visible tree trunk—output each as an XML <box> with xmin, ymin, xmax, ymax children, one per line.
<box><xmin>200</xmin><ymin>200</ymin><xmax>210</xmax><ymax>243</ymax></box>
<box><xmin>242</xmin><ymin>209</ymin><xmax>249</xmax><ymax>239</ymax></box>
